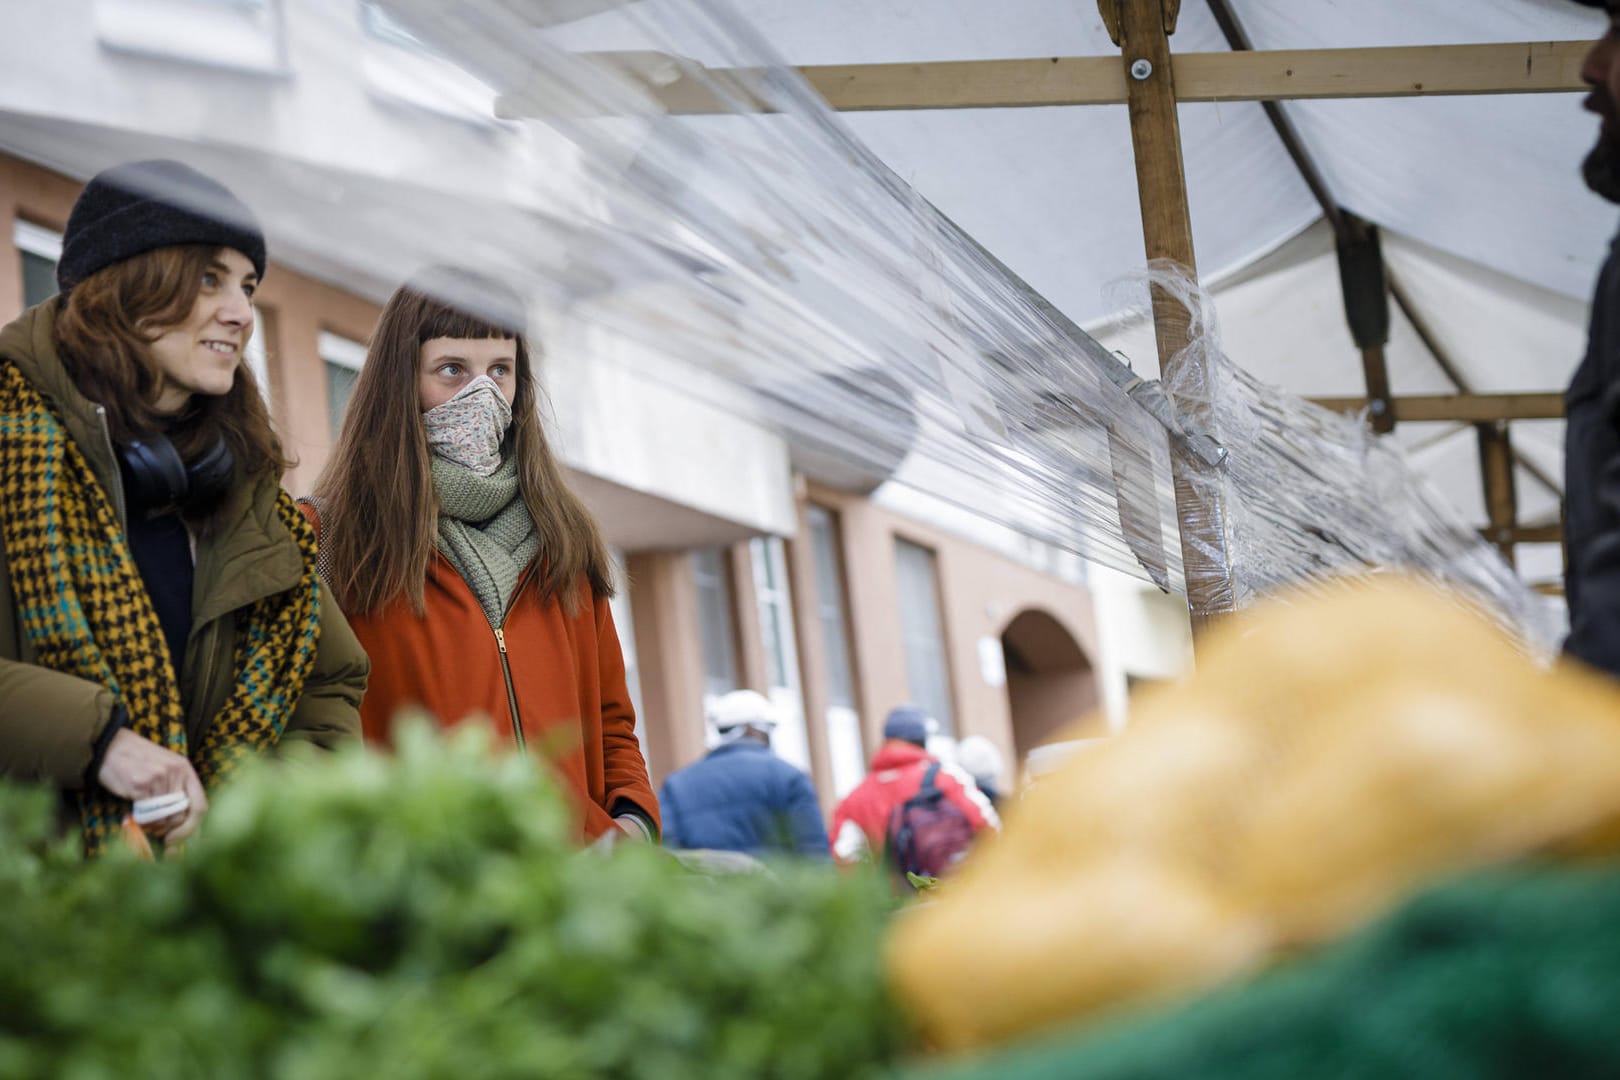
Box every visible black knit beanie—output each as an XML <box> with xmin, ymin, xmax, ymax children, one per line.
<box><xmin>56</xmin><ymin>159</ymin><xmax>267</xmax><ymax>293</ymax></box>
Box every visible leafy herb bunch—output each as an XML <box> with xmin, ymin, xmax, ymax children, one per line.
<box><xmin>0</xmin><ymin>724</ymin><xmax>905</xmax><ymax>1079</ymax></box>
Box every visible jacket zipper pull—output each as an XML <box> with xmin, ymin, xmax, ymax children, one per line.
<box><xmin>493</xmin><ymin>627</ymin><xmax>527</xmax><ymax>752</ymax></box>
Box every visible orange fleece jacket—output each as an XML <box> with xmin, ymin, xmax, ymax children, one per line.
<box><xmin>305</xmin><ymin>507</ymin><xmax>658</xmax><ymax>840</ymax></box>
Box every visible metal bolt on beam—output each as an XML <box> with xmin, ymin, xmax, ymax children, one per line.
<box><xmin>1131</xmin><ymin>58</ymin><xmax>1154</xmax><ymax>79</ymax></box>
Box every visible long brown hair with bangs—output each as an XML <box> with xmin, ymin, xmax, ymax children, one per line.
<box><xmin>54</xmin><ymin>244</ymin><xmax>287</xmax><ymax>521</ymax></box>
<box><xmin>313</xmin><ymin>267</ymin><xmax>613</xmax><ymax>616</ymax></box>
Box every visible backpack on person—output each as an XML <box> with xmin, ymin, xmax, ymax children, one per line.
<box><xmin>885</xmin><ymin>762</ymin><xmax>977</xmax><ymax>888</ymax></box>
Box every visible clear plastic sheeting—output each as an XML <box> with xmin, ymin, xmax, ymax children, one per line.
<box><xmin>0</xmin><ymin>0</ymin><xmax>1561</xmax><ymax>646</ymax></box>
<box><xmin>0</xmin><ymin>0</ymin><xmax>1184</xmax><ymax>588</ymax></box>
<box><xmin>1125</xmin><ymin>266</ymin><xmax>1560</xmax><ymax>650</ymax></box>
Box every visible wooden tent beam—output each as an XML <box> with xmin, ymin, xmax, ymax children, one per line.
<box><xmin>1310</xmin><ymin>392</ymin><xmax>1565</xmax><ymax>423</ymax></box>
<box><xmin>1478</xmin><ymin>421</ymin><xmax>1520</xmax><ymax>566</ymax></box>
<box><xmin>1202</xmin><ymin>0</ymin><xmax>1401</xmax><ymax>435</ymax></box>
<box><xmin>653</xmin><ymin>41</ymin><xmax>1587</xmax><ymax>114</ymax></box>
<box><xmin>1108</xmin><ymin>0</ymin><xmax>1234</xmax><ymax>637</ymax></box>
<box><xmin>1481</xmin><ymin>523</ymin><xmax>1562</xmax><ymax>545</ymax></box>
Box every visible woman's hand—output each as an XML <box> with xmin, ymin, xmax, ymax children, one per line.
<box><xmin>614</xmin><ymin>815</ymin><xmax>651</xmax><ymax>841</ymax></box>
<box><xmin>96</xmin><ymin>729</ymin><xmax>209</xmax><ymax>841</ymax></box>
<box><xmin>587</xmin><ymin>815</ymin><xmax>652</xmax><ymax>854</ymax></box>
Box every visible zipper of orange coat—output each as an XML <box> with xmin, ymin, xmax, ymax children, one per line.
<box><xmin>493</xmin><ymin>562</ymin><xmax>538</xmax><ymax>753</ymax></box>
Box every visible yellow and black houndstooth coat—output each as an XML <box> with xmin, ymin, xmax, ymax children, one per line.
<box><xmin>0</xmin><ymin>298</ymin><xmax>367</xmax><ymax>791</ymax></box>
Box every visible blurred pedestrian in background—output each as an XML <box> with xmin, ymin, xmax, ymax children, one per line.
<box><xmin>829</xmin><ymin>705</ymin><xmax>998</xmax><ymax>881</ymax></box>
<box><xmin>953</xmin><ymin>734</ymin><xmax>1007</xmax><ymax>810</ymax></box>
<box><xmin>659</xmin><ymin>689</ymin><xmax>830</xmax><ymax>858</ymax></box>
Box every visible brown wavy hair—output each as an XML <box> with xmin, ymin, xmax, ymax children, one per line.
<box><xmin>312</xmin><ymin>267</ymin><xmax>613</xmax><ymax>616</ymax></box>
<box><xmin>53</xmin><ymin>244</ymin><xmax>286</xmax><ymax>525</ymax></box>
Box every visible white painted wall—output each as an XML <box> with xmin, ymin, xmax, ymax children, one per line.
<box><xmin>545</xmin><ymin>321</ymin><xmax>797</xmax><ymax>539</ymax></box>
<box><xmin>1087</xmin><ymin>563</ymin><xmax>1194</xmax><ymax>731</ymax></box>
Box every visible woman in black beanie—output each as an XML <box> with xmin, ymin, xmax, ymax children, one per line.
<box><xmin>0</xmin><ymin>159</ymin><xmax>367</xmax><ymax>855</ymax></box>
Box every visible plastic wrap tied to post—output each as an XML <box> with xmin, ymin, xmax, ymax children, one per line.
<box><xmin>1123</xmin><ymin>267</ymin><xmax>1558</xmax><ymax>651</ymax></box>
<box><xmin>0</xmin><ymin>0</ymin><xmax>1544</xmax><ymax>646</ymax></box>
<box><xmin>1124</xmin><ymin>378</ymin><xmax>1230</xmax><ymax>471</ymax></box>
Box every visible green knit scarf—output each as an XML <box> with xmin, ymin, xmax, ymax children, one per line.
<box><xmin>0</xmin><ymin>361</ymin><xmax>322</xmax><ymax>856</ymax></box>
<box><xmin>432</xmin><ymin>455</ymin><xmax>540</xmax><ymax>626</ymax></box>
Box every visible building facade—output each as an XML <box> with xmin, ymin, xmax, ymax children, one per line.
<box><xmin>0</xmin><ymin>0</ymin><xmax>1192</xmax><ymax>812</ymax></box>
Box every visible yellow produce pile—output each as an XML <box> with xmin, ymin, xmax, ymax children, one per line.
<box><xmin>888</xmin><ymin>579</ymin><xmax>1620</xmax><ymax>1052</ymax></box>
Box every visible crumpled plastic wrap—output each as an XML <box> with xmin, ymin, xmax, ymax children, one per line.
<box><xmin>0</xmin><ymin>0</ymin><xmax>1183</xmax><ymax>586</ymax></box>
<box><xmin>0</xmin><ymin>1</ymin><xmax>1556</xmax><ymax>648</ymax></box>
<box><xmin>1114</xmin><ymin>265</ymin><xmax>1559</xmax><ymax>651</ymax></box>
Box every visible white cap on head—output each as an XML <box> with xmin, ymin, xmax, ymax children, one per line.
<box><xmin>708</xmin><ymin>689</ymin><xmax>779</xmax><ymax>733</ymax></box>
<box><xmin>955</xmin><ymin>734</ymin><xmax>1004</xmax><ymax>785</ymax></box>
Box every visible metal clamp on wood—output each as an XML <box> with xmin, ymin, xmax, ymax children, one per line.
<box><xmin>1114</xmin><ymin>372</ymin><xmax>1230</xmax><ymax>470</ymax></box>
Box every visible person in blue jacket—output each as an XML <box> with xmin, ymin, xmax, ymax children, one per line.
<box><xmin>658</xmin><ymin>690</ymin><xmax>830</xmax><ymax>858</ymax></box>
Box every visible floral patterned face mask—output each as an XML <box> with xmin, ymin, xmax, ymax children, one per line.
<box><xmin>421</xmin><ymin>375</ymin><xmax>513</xmax><ymax>476</ymax></box>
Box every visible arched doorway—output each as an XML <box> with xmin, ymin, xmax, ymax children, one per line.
<box><xmin>999</xmin><ymin>609</ymin><xmax>1099</xmax><ymax>761</ymax></box>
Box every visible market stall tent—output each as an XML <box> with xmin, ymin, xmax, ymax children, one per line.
<box><xmin>0</xmin><ymin>0</ymin><xmax>1599</xmax><ymax>614</ymax></box>
<box><xmin>705</xmin><ymin>0</ymin><xmax>1608</xmax><ymax>596</ymax></box>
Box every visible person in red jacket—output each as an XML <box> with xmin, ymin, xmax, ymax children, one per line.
<box><xmin>829</xmin><ymin>705</ymin><xmax>998</xmax><ymax>866</ymax></box>
<box><xmin>306</xmin><ymin>267</ymin><xmax>657</xmax><ymax>845</ymax></box>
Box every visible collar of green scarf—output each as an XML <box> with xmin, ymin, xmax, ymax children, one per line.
<box><xmin>432</xmin><ymin>455</ymin><xmax>540</xmax><ymax>626</ymax></box>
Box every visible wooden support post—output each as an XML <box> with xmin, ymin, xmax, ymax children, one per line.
<box><xmin>1331</xmin><ymin>212</ymin><xmax>1396</xmax><ymax>434</ymax></box>
<box><xmin>1310</xmin><ymin>392</ymin><xmax>1565</xmax><ymax>423</ymax></box>
<box><xmin>1207</xmin><ymin>0</ymin><xmax>1400</xmax><ymax>441</ymax></box>
<box><xmin>1479</xmin><ymin>522</ymin><xmax>1561</xmax><ymax>545</ymax></box>
<box><xmin>1106</xmin><ymin>0</ymin><xmax>1234</xmax><ymax>637</ymax></box>
<box><xmin>1359</xmin><ymin>347</ymin><xmax>1395</xmax><ymax>433</ymax></box>
<box><xmin>1477</xmin><ymin>421</ymin><xmax>1519</xmax><ymax>568</ymax></box>
<box><xmin>645</xmin><ymin>42</ymin><xmax>1591</xmax><ymax>116</ymax></box>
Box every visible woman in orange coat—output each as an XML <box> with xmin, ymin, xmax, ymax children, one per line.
<box><xmin>308</xmin><ymin>268</ymin><xmax>657</xmax><ymax>843</ymax></box>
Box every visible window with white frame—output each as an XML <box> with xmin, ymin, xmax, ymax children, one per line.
<box><xmin>894</xmin><ymin>538</ymin><xmax>955</xmax><ymax>736</ymax></box>
<box><xmin>807</xmin><ymin>507</ymin><xmax>857</xmax><ymax>708</ymax></box>
<box><xmin>692</xmin><ymin>547</ymin><xmax>739</xmax><ymax>700</ymax></box>
<box><xmin>750</xmin><ymin>537</ymin><xmax>810</xmax><ymax>773</ymax></box>
<box><xmin>808</xmin><ymin>505</ymin><xmax>866</xmax><ymax>796</ymax></box>
<box><xmin>319</xmin><ymin>331</ymin><xmax>366</xmax><ymax>441</ymax></box>
<box><xmin>14</xmin><ymin>221</ymin><xmax>61</xmax><ymax>309</ymax></box>
<box><xmin>95</xmin><ymin>0</ymin><xmax>285</xmax><ymax>75</ymax></box>
<box><xmin>751</xmin><ymin>537</ymin><xmax>797</xmax><ymax>691</ymax></box>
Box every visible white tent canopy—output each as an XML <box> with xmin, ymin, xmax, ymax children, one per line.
<box><xmin>0</xmin><ymin>0</ymin><xmax>1602</xmax><ymax>607</ymax></box>
<box><xmin>706</xmin><ymin>0</ymin><xmax>1609</xmax><ymax>589</ymax></box>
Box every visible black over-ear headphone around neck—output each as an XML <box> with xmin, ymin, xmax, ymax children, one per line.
<box><xmin>119</xmin><ymin>433</ymin><xmax>235</xmax><ymax>518</ymax></box>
